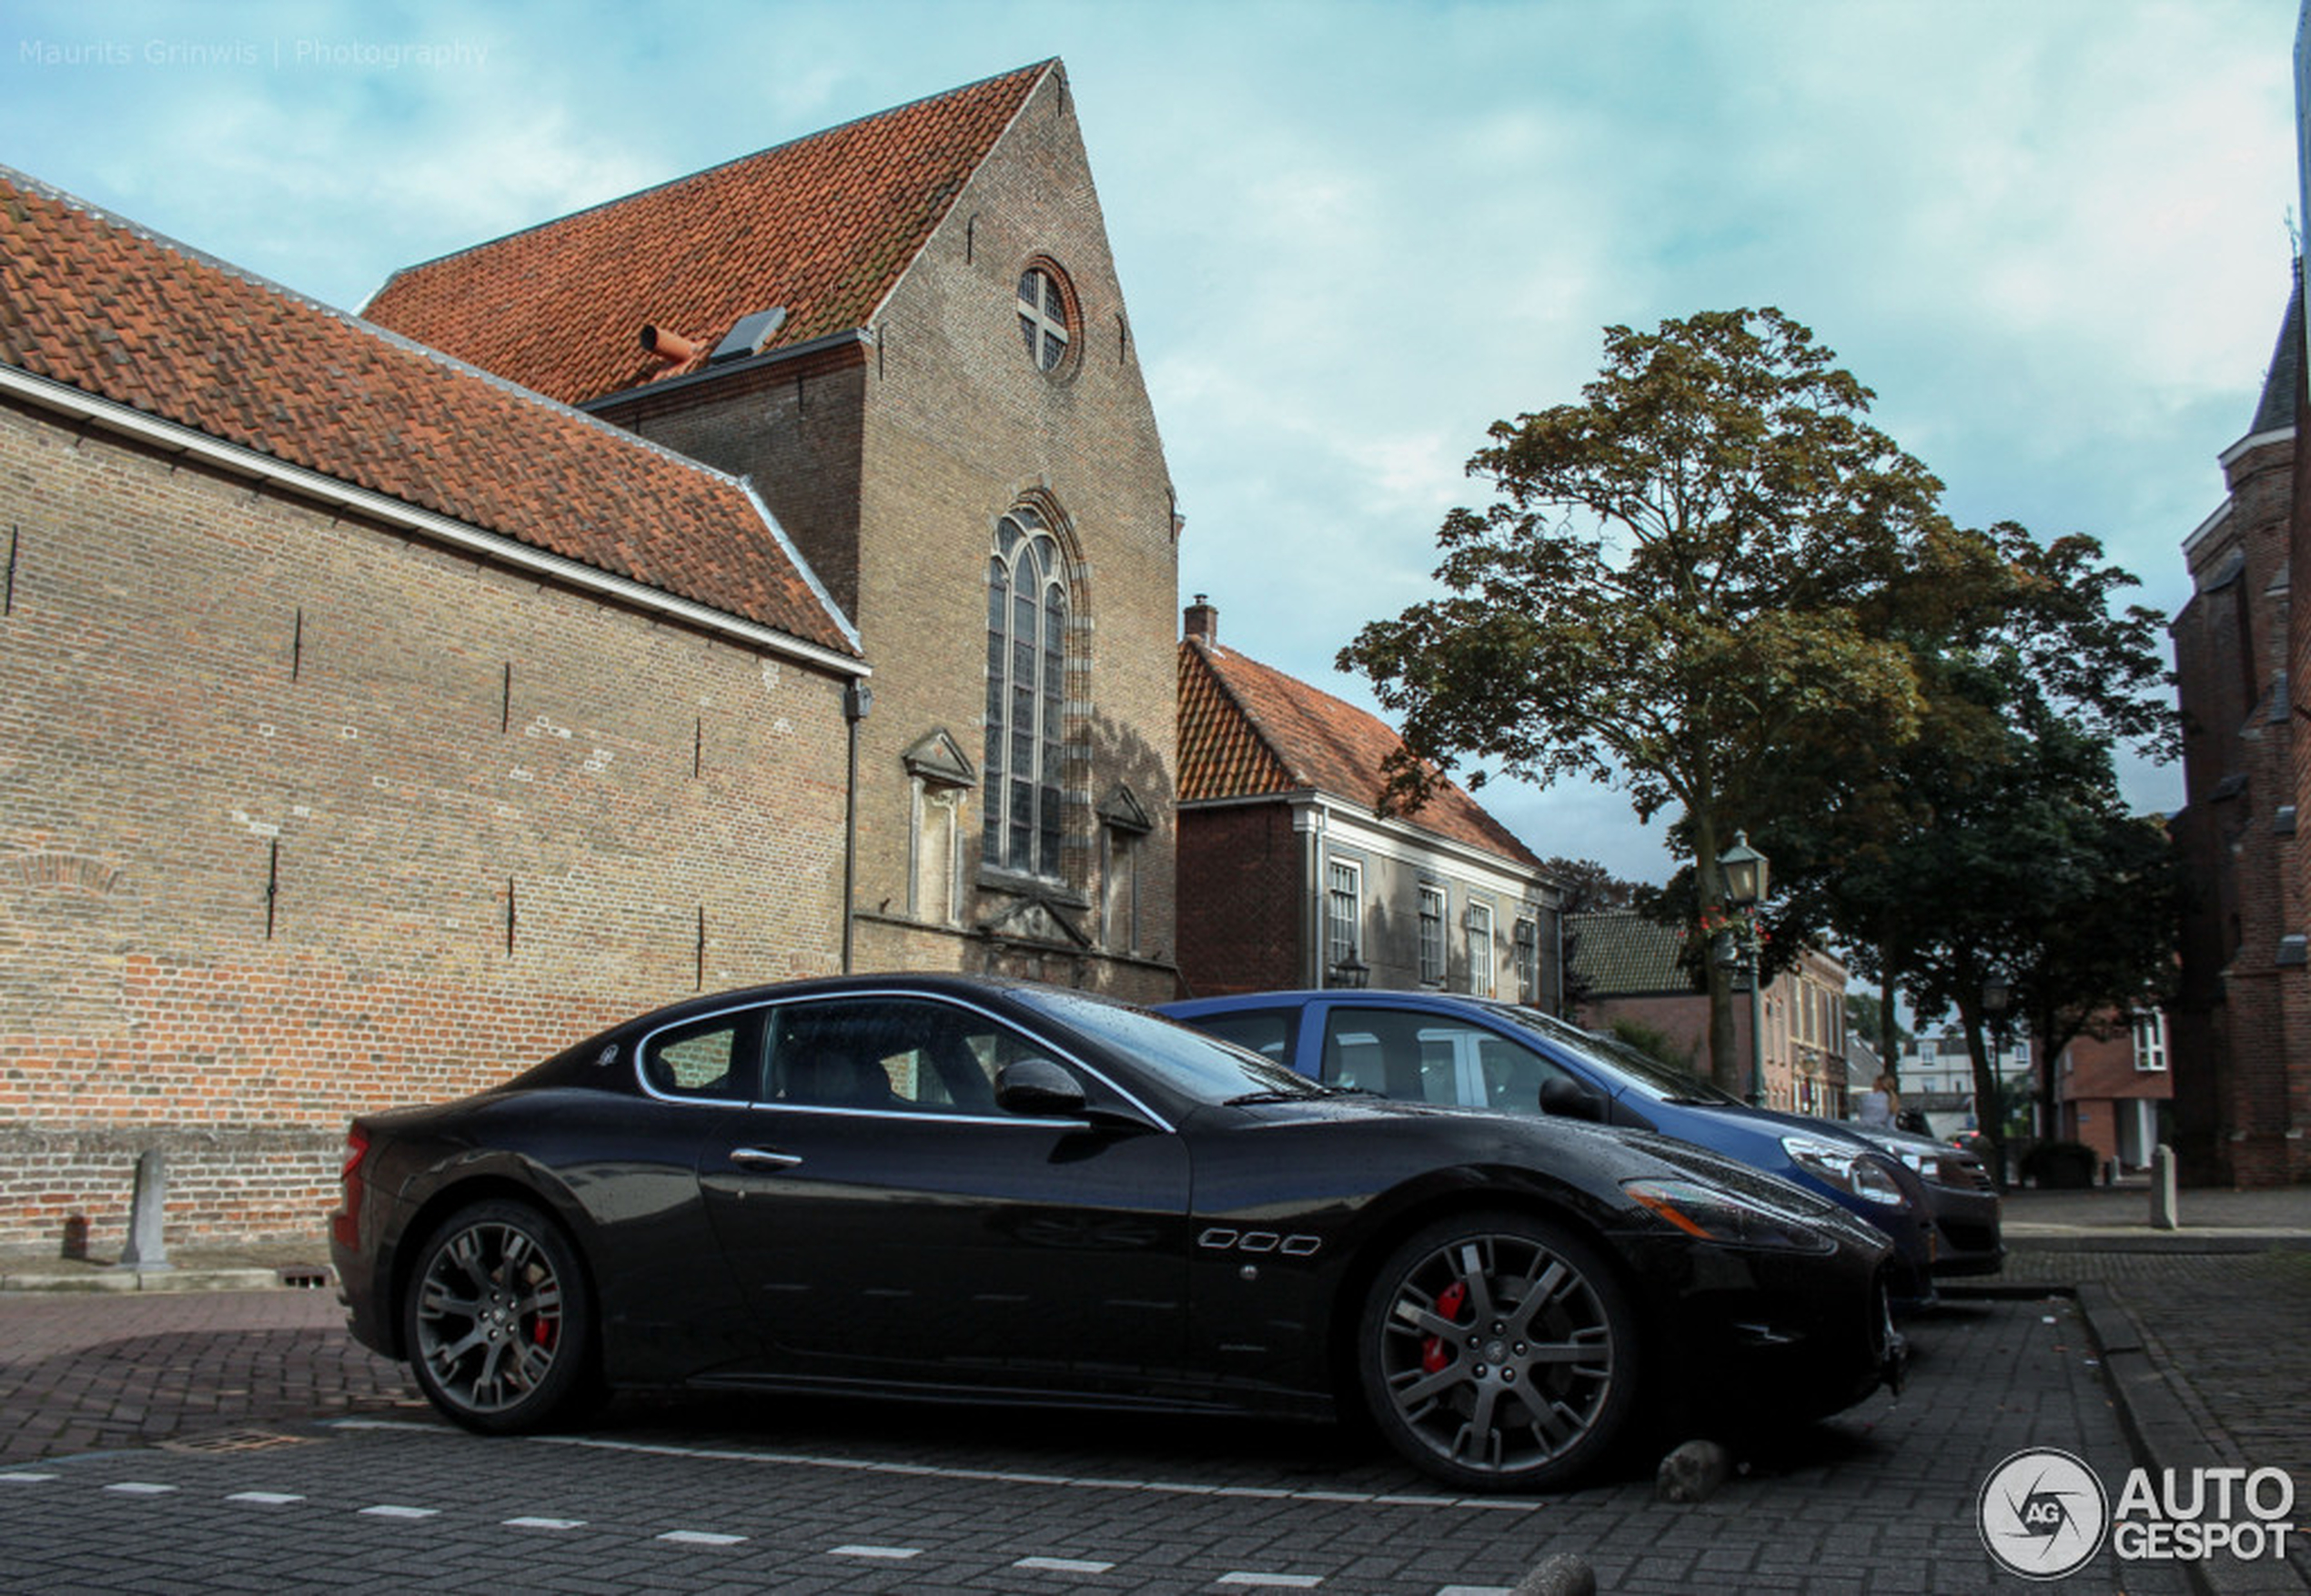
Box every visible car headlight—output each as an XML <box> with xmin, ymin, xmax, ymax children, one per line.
<box><xmin>1622</xmin><ymin>1177</ymin><xmax>1835</xmax><ymax>1253</ymax></box>
<box><xmin>1781</xmin><ymin>1134</ymin><xmax>1909</xmax><ymax>1207</ymax></box>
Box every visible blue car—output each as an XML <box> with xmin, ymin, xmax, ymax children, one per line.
<box><xmin>1160</xmin><ymin>988</ymin><xmax>1938</xmax><ymax>1301</ymax></box>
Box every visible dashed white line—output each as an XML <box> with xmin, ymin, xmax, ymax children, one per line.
<box><xmin>658</xmin><ymin>1530</ymin><xmax>747</xmax><ymax>1546</ymax></box>
<box><xmin>358</xmin><ymin>1504</ymin><xmax>439</xmax><ymax>1519</ymax></box>
<box><xmin>226</xmin><ymin>1491</ymin><xmax>305</xmax><ymax>1505</ymax></box>
<box><xmin>103</xmin><ymin>1482</ymin><xmax>177</xmax><ymax>1495</ymax></box>
<box><xmin>1014</xmin><ymin>1556</ymin><xmax>1117</xmax><ymax>1574</ymax></box>
<box><xmin>503</xmin><ymin>1516</ymin><xmax>587</xmax><ymax>1530</ymax></box>
<box><xmin>1437</xmin><ymin>1586</ymin><xmax>1516</xmax><ymax>1596</ymax></box>
<box><xmin>0</xmin><ymin>1472</ymin><xmax>59</xmax><ymax>1483</ymax></box>
<box><xmin>483</xmin><ymin>1428</ymin><xmax>1543</xmax><ymax>1512</ymax></box>
<box><xmin>1217</xmin><ymin>1575</ymin><xmax>1324</xmax><ymax>1590</ymax></box>
<box><xmin>831</xmin><ymin>1543</ymin><xmax>922</xmax><ymax>1560</ymax></box>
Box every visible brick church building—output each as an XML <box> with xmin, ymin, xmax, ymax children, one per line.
<box><xmin>0</xmin><ymin>62</ymin><xmax>1183</xmax><ymax>1249</ymax></box>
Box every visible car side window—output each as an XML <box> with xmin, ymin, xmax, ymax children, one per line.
<box><xmin>765</xmin><ymin>997</ymin><xmax>1063</xmax><ymax>1116</ymax></box>
<box><xmin>1192</xmin><ymin>1008</ymin><xmax>1295</xmax><ymax>1065</ymax></box>
<box><xmin>1469</xmin><ymin>1032</ymin><xmax>1576</xmax><ymax>1113</ymax></box>
<box><xmin>1317</xmin><ymin>1007</ymin><xmax>1572</xmax><ymax>1110</ymax></box>
<box><xmin>641</xmin><ymin>1013</ymin><xmax>761</xmax><ymax>1102</ymax></box>
<box><xmin>1320</xmin><ymin>1007</ymin><xmax>1458</xmax><ymax>1105</ymax></box>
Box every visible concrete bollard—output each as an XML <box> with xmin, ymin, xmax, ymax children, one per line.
<box><xmin>115</xmin><ymin>1149</ymin><xmax>173</xmax><ymax>1270</ymax></box>
<box><xmin>2149</xmin><ymin>1143</ymin><xmax>2179</xmax><ymax>1231</ymax></box>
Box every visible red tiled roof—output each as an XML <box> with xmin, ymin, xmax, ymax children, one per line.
<box><xmin>362</xmin><ymin>63</ymin><xmax>1054</xmax><ymax>407</ymax></box>
<box><xmin>0</xmin><ymin>168</ymin><xmax>857</xmax><ymax>659</ymax></box>
<box><xmin>1179</xmin><ymin>639</ymin><xmax>1543</xmax><ymax>868</ymax></box>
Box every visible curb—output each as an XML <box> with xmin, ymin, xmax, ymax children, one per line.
<box><xmin>2067</xmin><ymin>1282</ymin><xmax>2311</xmax><ymax>1596</ymax></box>
<box><xmin>0</xmin><ymin>1266</ymin><xmax>331</xmax><ymax>1295</ymax></box>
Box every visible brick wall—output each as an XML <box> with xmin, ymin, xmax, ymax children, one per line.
<box><xmin>587</xmin><ymin>72</ymin><xmax>1181</xmax><ymax>1005</ymax></box>
<box><xmin>0</xmin><ymin>400</ymin><xmax>853</xmax><ymax>1250</ymax></box>
<box><xmin>1176</xmin><ymin>804</ymin><xmax>1306</xmax><ymax>996</ymax></box>
<box><xmin>2170</xmin><ymin>423</ymin><xmax>2311</xmax><ymax>1186</ymax></box>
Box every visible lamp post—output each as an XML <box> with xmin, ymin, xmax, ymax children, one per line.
<box><xmin>1331</xmin><ymin>953</ymin><xmax>1370</xmax><ymax>990</ymax></box>
<box><xmin>1981</xmin><ymin>973</ymin><xmax>2013</xmax><ymax>1143</ymax></box>
<box><xmin>1720</xmin><ymin>832</ymin><xmax>1770</xmax><ymax>1107</ymax></box>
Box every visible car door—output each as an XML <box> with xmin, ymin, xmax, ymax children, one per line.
<box><xmin>1308</xmin><ymin>1002</ymin><xmax>1586</xmax><ymax>1112</ymax></box>
<box><xmin>695</xmin><ymin>991</ymin><xmax>1193</xmax><ymax>1390</ymax></box>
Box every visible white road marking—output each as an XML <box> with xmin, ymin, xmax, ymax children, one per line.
<box><xmin>1437</xmin><ymin>1587</ymin><xmax>1515</xmax><ymax>1596</ymax></box>
<box><xmin>658</xmin><ymin>1530</ymin><xmax>747</xmax><ymax>1546</ymax></box>
<box><xmin>831</xmin><ymin>1544</ymin><xmax>922</xmax><ymax>1560</ymax></box>
<box><xmin>1014</xmin><ymin>1556</ymin><xmax>1117</xmax><ymax>1574</ymax></box>
<box><xmin>503</xmin><ymin>1516</ymin><xmax>586</xmax><ymax>1530</ymax></box>
<box><xmin>0</xmin><ymin>1473</ymin><xmax>59</xmax><ymax>1483</ymax></box>
<box><xmin>103</xmin><ymin>1482</ymin><xmax>176</xmax><ymax>1495</ymax></box>
<box><xmin>1217</xmin><ymin>1575</ymin><xmax>1324</xmax><ymax>1590</ymax></box>
<box><xmin>465</xmin><ymin>1428</ymin><xmax>1545</xmax><ymax>1513</ymax></box>
<box><xmin>359</xmin><ymin>1504</ymin><xmax>439</xmax><ymax>1519</ymax></box>
<box><xmin>226</xmin><ymin>1491</ymin><xmax>305</xmax><ymax>1505</ymax></box>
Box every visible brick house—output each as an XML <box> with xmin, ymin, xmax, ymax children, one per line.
<box><xmin>1175</xmin><ymin>599</ymin><xmax>1561</xmax><ymax>1002</ymax></box>
<box><xmin>0</xmin><ymin>167</ymin><xmax>863</xmax><ymax>1249</ymax></box>
<box><xmin>363</xmin><ymin>60</ymin><xmax>1181</xmax><ymax>1001</ymax></box>
<box><xmin>2054</xmin><ymin>1011</ymin><xmax>2175</xmax><ymax>1175</ymax></box>
<box><xmin>1569</xmin><ymin>910</ymin><xmax>1851</xmax><ymax>1115</ymax></box>
<box><xmin>2168</xmin><ymin>272</ymin><xmax>2311</xmax><ymax>1186</ymax></box>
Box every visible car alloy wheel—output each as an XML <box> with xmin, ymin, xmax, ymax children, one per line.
<box><xmin>1358</xmin><ymin>1211</ymin><xmax>1637</xmax><ymax>1490</ymax></box>
<box><xmin>404</xmin><ymin>1199</ymin><xmax>593</xmax><ymax>1433</ymax></box>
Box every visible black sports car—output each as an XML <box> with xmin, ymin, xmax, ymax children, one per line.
<box><xmin>331</xmin><ymin>975</ymin><xmax>1904</xmax><ymax>1490</ymax></box>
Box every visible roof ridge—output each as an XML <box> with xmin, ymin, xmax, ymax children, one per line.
<box><xmin>0</xmin><ymin>162</ymin><xmax>780</xmax><ymax>504</ymax></box>
<box><xmin>367</xmin><ymin>60</ymin><xmax>1056</xmax><ymax>307</ymax></box>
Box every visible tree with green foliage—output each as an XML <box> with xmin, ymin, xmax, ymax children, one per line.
<box><xmin>1343</xmin><ymin>308</ymin><xmax>1964</xmax><ymax>1091</ymax></box>
<box><xmin>1752</xmin><ymin>523</ymin><xmax>2177</xmax><ymax>1178</ymax></box>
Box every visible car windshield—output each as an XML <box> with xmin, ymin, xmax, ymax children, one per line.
<box><xmin>1477</xmin><ymin>1000</ymin><xmax>1743</xmax><ymax>1105</ymax></box>
<box><xmin>1021</xmin><ymin>988</ymin><xmax>1333</xmax><ymax>1106</ymax></box>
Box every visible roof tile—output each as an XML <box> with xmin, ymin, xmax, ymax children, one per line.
<box><xmin>1179</xmin><ymin>639</ymin><xmax>1541</xmax><ymax>867</ymax></box>
<box><xmin>0</xmin><ymin>167</ymin><xmax>855</xmax><ymax>658</ymax></box>
<box><xmin>363</xmin><ymin>63</ymin><xmax>1052</xmax><ymax>407</ymax></box>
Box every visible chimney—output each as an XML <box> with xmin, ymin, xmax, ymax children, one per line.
<box><xmin>1184</xmin><ymin>594</ymin><xmax>1216</xmax><ymax>644</ymax></box>
<box><xmin>640</xmin><ymin>324</ymin><xmax>700</xmax><ymax>366</ymax></box>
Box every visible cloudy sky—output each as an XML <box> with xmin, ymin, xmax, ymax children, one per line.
<box><xmin>3</xmin><ymin>0</ymin><xmax>2296</xmax><ymax>884</ymax></box>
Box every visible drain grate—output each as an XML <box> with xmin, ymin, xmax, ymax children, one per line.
<box><xmin>162</xmin><ymin>1429</ymin><xmax>314</xmax><ymax>1455</ymax></box>
<box><xmin>277</xmin><ymin>1265</ymin><xmax>331</xmax><ymax>1288</ymax></box>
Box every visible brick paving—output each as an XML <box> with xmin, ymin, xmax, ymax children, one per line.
<box><xmin>0</xmin><ymin>1187</ymin><xmax>2304</xmax><ymax>1592</ymax></box>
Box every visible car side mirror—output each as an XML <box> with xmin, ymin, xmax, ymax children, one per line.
<box><xmin>1539</xmin><ymin>1076</ymin><xmax>1604</xmax><ymax>1122</ymax></box>
<box><xmin>995</xmin><ymin>1056</ymin><xmax>1087</xmax><ymax>1118</ymax></box>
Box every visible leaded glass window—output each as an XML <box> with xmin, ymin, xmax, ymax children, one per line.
<box><xmin>984</xmin><ymin>509</ymin><xmax>1068</xmax><ymax>875</ymax></box>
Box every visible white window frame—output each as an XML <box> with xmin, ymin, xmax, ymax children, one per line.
<box><xmin>1327</xmin><ymin>859</ymin><xmax>1363</xmax><ymax>974</ymax></box>
<box><xmin>1418</xmin><ymin>884</ymin><xmax>1447</xmax><ymax>986</ymax></box>
<box><xmin>2132</xmin><ymin>1008</ymin><xmax>2168</xmax><ymax>1072</ymax></box>
<box><xmin>1466</xmin><ymin>900</ymin><xmax>1495</xmax><ymax>997</ymax></box>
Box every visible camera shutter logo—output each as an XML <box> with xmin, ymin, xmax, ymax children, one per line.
<box><xmin>1979</xmin><ymin>1449</ymin><xmax>2110</xmax><ymax>1581</ymax></box>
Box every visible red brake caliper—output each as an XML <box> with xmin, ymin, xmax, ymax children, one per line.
<box><xmin>532</xmin><ymin>1315</ymin><xmax>556</xmax><ymax>1349</ymax></box>
<box><xmin>1421</xmin><ymin>1281</ymin><xmax>1468</xmax><ymax>1373</ymax></box>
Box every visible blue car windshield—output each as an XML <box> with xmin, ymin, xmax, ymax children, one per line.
<box><xmin>1478</xmin><ymin>1000</ymin><xmax>1743</xmax><ymax>1106</ymax></box>
<box><xmin>1024</xmin><ymin>988</ymin><xmax>1333</xmax><ymax>1106</ymax></box>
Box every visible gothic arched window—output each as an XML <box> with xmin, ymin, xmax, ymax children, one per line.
<box><xmin>984</xmin><ymin>508</ymin><xmax>1068</xmax><ymax>875</ymax></box>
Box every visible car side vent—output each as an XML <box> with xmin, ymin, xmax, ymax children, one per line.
<box><xmin>711</xmin><ymin>308</ymin><xmax>788</xmax><ymax>363</ymax></box>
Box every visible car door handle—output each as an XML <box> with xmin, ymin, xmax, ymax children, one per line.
<box><xmin>728</xmin><ymin>1146</ymin><xmax>802</xmax><ymax>1171</ymax></box>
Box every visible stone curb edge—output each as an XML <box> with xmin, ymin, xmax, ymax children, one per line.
<box><xmin>0</xmin><ymin>1267</ymin><xmax>328</xmax><ymax>1295</ymax></box>
<box><xmin>2067</xmin><ymin>1281</ymin><xmax>2311</xmax><ymax>1596</ymax></box>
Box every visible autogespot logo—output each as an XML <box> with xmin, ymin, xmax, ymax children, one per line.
<box><xmin>1979</xmin><ymin>1451</ymin><xmax>2301</xmax><ymax>1580</ymax></box>
<box><xmin>1978</xmin><ymin>1449</ymin><xmax>2110</xmax><ymax>1581</ymax></box>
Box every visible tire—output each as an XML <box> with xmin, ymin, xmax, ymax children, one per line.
<box><xmin>1357</xmin><ymin>1210</ymin><xmax>1640</xmax><ymax>1491</ymax></box>
<box><xmin>401</xmin><ymin>1198</ymin><xmax>595</xmax><ymax>1434</ymax></box>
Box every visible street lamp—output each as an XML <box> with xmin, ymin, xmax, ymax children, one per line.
<box><xmin>1721</xmin><ymin>832</ymin><xmax>1770</xmax><ymax>1107</ymax></box>
<box><xmin>1331</xmin><ymin>954</ymin><xmax>1371</xmax><ymax>990</ymax></box>
<box><xmin>1981</xmin><ymin>973</ymin><xmax>2013</xmax><ymax>1138</ymax></box>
